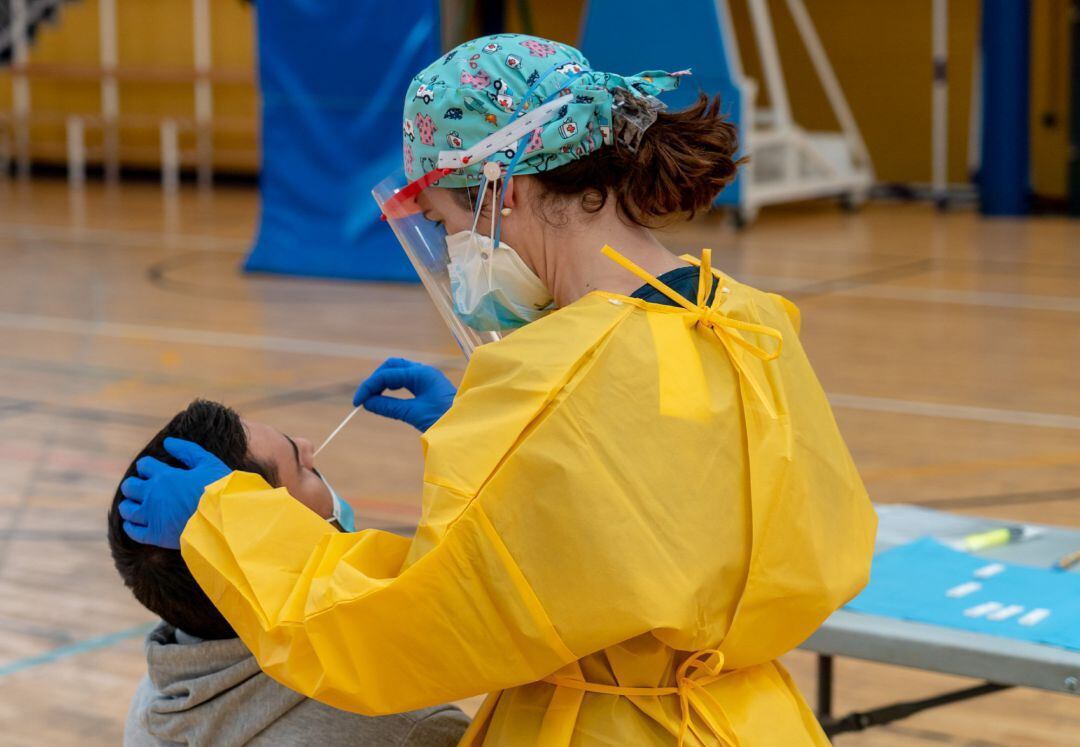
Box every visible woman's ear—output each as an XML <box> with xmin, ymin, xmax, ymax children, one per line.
<box><xmin>502</xmin><ymin>176</ymin><xmax>516</xmax><ymax>209</ymax></box>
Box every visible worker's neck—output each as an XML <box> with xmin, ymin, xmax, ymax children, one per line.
<box><xmin>541</xmin><ymin>210</ymin><xmax>682</xmax><ymax>308</ymax></box>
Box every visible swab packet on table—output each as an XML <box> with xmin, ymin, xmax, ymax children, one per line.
<box><xmin>845</xmin><ymin>538</ymin><xmax>1080</xmax><ymax>651</ymax></box>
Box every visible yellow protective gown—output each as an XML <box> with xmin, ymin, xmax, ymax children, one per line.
<box><xmin>181</xmin><ymin>248</ymin><xmax>876</xmax><ymax>746</ymax></box>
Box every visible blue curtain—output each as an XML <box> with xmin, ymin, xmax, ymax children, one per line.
<box><xmin>580</xmin><ymin>0</ymin><xmax>744</xmax><ymax>206</ymax></box>
<box><xmin>245</xmin><ymin>0</ymin><xmax>441</xmax><ymax>281</ymax></box>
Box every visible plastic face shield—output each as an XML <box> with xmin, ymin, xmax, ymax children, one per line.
<box><xmin>373</xmin><ymin>170</ymin><xmax>500</xmax><ymax>358</ymax></box>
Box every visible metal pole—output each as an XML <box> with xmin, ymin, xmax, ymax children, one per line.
<box><xmin>11</xmin><ymin>0</ymin><xmax>32</xmax><ymax>179</ymax></box>
<box><xmin>66</xmin><ymin>116</ymin><xmax>86</xmax><ymax>189</ymax></box>
<box><xmin>99</xmin><ymin>0</ymin><xmax>121</xmax><ymax>184</ymax></box>
<box><xmin>1068</xmin><ymin>0</ymin><xmax>1080</xmax><ymax>215</ymax></box>
<box><xmin>967</xmin><ymin>46</ymin><xmax>983</xmax><ymax>182</ymax></box>
<box><xmin>748</xmin><ymin>0</ymin><xmax>794</xmax><ymax>186</ymax></box>
<box><xmin>0</xmin><ymin>126</ymin><xmax>11</xmax><ymax>176</ymax></box>
<box><xmin>979</xmin><ymin>0</ymin><xmax>1031</xmax><ymax>215</ymax></box>
<box><xmin>784</xmin><ymin>0</ymin><xmax>873</xmax><ymax>173</ymax></box>
<box><xmin>160</xmin><ymin>119</ymin><xmax>180</xmax><ymax>195</ymax></box>
<box><xmin>193</xmin><ymin>0</ymin><xmax>214</xmax><ymax>190</ymax></box>
<box><xmin>932</xmin><ymin>0</ymin><xmax>949</xmax><ymax>209</ymax></box>
<box><xmin>747</xmin><ymin>0</ymin><xmax>793</xmax><ymax>130</ymax></box>
<box><xmin>816</xmin><ymin>654</ymin><xmax>834</xmax><ymax>719</ymax></box>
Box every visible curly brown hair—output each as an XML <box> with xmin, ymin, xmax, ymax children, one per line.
<box><xmin>534</xmin><ymin>92</ymin><xmax>746</xmax><ymax>227</ymax></box>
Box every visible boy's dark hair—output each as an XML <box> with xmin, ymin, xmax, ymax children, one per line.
<box><xmin>107</xmin><ymin>399</ymin><xmax>278</xmax><ymax>640</ymax></box>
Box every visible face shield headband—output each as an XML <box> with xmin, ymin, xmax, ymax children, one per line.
<box><xmin>380</xmin><ymin>91</ymin><xmax>574</xmax><ymax>221</ymax></box>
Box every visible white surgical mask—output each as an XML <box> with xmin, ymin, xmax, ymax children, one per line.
<box><xmin>446</xmin><ymin>230</ymin><xmax>554</xmax><ymax>332</ymax></box>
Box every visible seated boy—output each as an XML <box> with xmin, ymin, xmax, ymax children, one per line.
<box><xmin>108</xmin><ymin>399</ymin><xmax>469</xmax><ymax>746</ymax></box>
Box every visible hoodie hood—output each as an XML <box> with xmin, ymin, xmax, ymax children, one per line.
<box><xmin>126</xmin><ymin>623</ymin><xmax>305</xmax><ymax>746</ymax></box>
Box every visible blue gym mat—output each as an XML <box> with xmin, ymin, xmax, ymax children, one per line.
<box><xmin>845</xmin><ymin>538</ymin><xmax>1080</xmax><ymax>652</ymax></box>
<box><xmin>244</xmin><ymin>0</ymin><xmax>440</xmax><ymax>281</ymax></box>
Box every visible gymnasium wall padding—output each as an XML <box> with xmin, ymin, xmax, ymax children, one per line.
<box><xmin>979</xmin><ymin>0</ymin><xmax>1031</xmax><ymax>216</ymax></box>
<box><xmin>244</xmin><ymin>0</ymin><xmax>440</xmax><ymax>281</ymax></box>
<box><xmin>579</xmin><ymin>0</ymin><xmax>743</xmax><ymax>206</ymax></box>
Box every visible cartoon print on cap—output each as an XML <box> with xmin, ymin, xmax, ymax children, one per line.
<box><xmin>525</xmin><ymin>128</ymin><xmax>544</xmax><ymax>153</ymax></box>
<box><xmin>414</xmin><ymin>82</ymin><xmax>436</xmax><ymax>104</ymax></box>
<box><xmin>460</xmin><ymin>53</ymin><xmax>491</xmax><ymax>89</ymax></box>
<box><xmin>461</xmin><ymin>96</ymin><xmax>486</xmax><ymax>116</ymax></box>
<box><xmin>402</xmin><ymin>33</ymin><xmax>686</xmax><ymax>185</ymax></box>
<box><xmin>521</xmin><ymin>39</ymin><xmax>557</xmax><ymax>58</ymax></box>
<box><xmin>415</xmin><ymin>113</ymin><xmax>437</xmax><ymax>146</ymax></box>
<box><xmin>490</xmin><ymin>80</ymin><xmax>515</xmax><ymax>111</ymax></box>
<box><xmin>461</xmin><ymin>68</ymin><xmax>491</xmax><ymax>90</ymax></box>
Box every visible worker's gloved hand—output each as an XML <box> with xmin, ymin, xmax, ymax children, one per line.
<box><xmin>354</xmin><ymin>358</ymin><xmax>457</xmax><ymax>433</ymax></box>
<box><xmin>118</xmin><ymin>437</ymin><xmax>230</xmax><ymax>549</ymax></box>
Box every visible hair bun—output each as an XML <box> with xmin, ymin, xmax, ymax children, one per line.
<box><xmin>535</xmin><ymin>92</ymin><xmax>745</xmax><ymax>226</ymax></box>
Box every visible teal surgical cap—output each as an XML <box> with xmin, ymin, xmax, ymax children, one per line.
<box><xmin>402</xmin><ymin>33</ymin><xmax>688</xmax><ymax>188</ymax></box>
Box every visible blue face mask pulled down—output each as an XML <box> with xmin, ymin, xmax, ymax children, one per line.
<box><xmin>316</xmin><ymin>470</ymin><xmax>356</xmax><ymax>532</ymax></box>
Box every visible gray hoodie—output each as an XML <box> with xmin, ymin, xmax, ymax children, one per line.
<box><xmin>125</xmin><ymin>623</ymin><xmax>470</xmax><ymax>746</ymax></box>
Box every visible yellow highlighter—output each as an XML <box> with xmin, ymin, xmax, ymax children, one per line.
<box><xmin>1053</xmin><ymin>548</ymin><xmax>1080</xmax><ymax>572</ymax></box>
<box><xmin>955</xmin><ymin>525</ymin><xmax>1042</xmax><ymax>552</ymax></box>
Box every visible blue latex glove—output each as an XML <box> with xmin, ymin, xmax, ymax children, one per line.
<box><xmin>353</xmin><ymin>357</ymin><xmax>457</xmax><ymax>433</ymax></box>
<box><xmin>118</xmin><ymin>437</ymin><xmax>230</xmax><ymax>549</ymax></box>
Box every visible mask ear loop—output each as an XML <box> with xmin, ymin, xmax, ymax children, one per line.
<box><xmin>490</xmin><ymin>177</ymin><xmax>499</xmax><ymax>246</ymax></box>
<box><xmin>469</xmin><ymin>175</ymin><xmax>489</xmax><ymax>236</ymax></box>
<box><xmin>474</xmin><ymin>161</ymin><xmax>504</xmax><ymax>247</ymax></box>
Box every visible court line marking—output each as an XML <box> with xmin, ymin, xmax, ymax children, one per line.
<box><xmin>0</xmin><ymin>622</ymin><xmax>156</xmax><ymax>678</ymax></box>
<box><xmin>740</xmin><ymin>273</ymin><xmax>1080</xmax><ymax>314</ymax></box>
<box><xmin>882</xmin><ymin>722</ymin><xmax>1015</xmax><ymax>747</ymax></box>
<box><xmin>859</xmin><ymin>450</ymin><xmax>1080</xmax><ymax>483</ymax></box>
<box><xmin>917</xmin><ymin>485</ymin><xmax>1080</xmax><ymax>511</ymax></box>
<box><xmin>835</xmin><ymin>284</ymin><xmax>1080</xmax><ymax>314</ymax></box>
<box><xmin>0</xmin><ymin>311</ymin><xmax>459</xmax><ymax>367</ymax></box>
<box><xmin>0</xmin><ymin>352</ymin><xmax>287</xmax><ymax>395</ymax></box>
<box><xmin>0</xmin><ymin>222</ymin><xmax>248</xmax><ymax>251</ymax></box>
<box><xmin>0</xmin><ymin>312</ymin><xmax>1074</xmax><ymax>429</ymax></box>
<box><xmin>6</xmin><ymin>218</ymin><xmax>1076</xmax><ymax>277</ymax></box>
<box><xmin>0</xmin><ymin>529</ymin><xmax>104</xmax><ymax>542</ymax></box>
<box><xmin>829</xmin><ymin>393</ymin><xmax>1080</xmax><ymax>431</ymax></box>
<box><xmin>783</xmin><ymin>259</ymin><xmax>936</xmax><ymax>300</ymax></box>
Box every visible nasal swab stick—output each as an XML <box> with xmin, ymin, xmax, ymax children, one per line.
<box><xmin>314</xmin><ymin>407</ymin><xmax>361</xmax><ymax>457</ymax></box>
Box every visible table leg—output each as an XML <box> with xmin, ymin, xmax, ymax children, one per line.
<box><xmin>817</xmin><ymin>653</ymin><xmax>834</xmax><ymax>720</ymax></box>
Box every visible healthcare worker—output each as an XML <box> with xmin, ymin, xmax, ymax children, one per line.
<box><xmin>121</xmin><ymin>34</ymin><xmax>877</xmax><ymax>746</ymax></box>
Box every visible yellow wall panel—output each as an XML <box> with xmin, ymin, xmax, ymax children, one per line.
<box><xmin>1</xmin><ymin>0</ymin><xmax>258</xmax><ymax>171</ymax></box>
<box><xmin>2</xmin><ymin>0</ymin><xmax>1069</xmax><ymax>192</ymax></box>
<box><xmin>505</xmin><ymin>0</ymin><xmax>1068</xmax><ymax>193</ymax></box>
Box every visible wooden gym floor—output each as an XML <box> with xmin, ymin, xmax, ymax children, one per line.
<box><xmin>0</xmin><ymin>179</ymin><xmax>1076</xmax><ymax>745</ymax></box>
